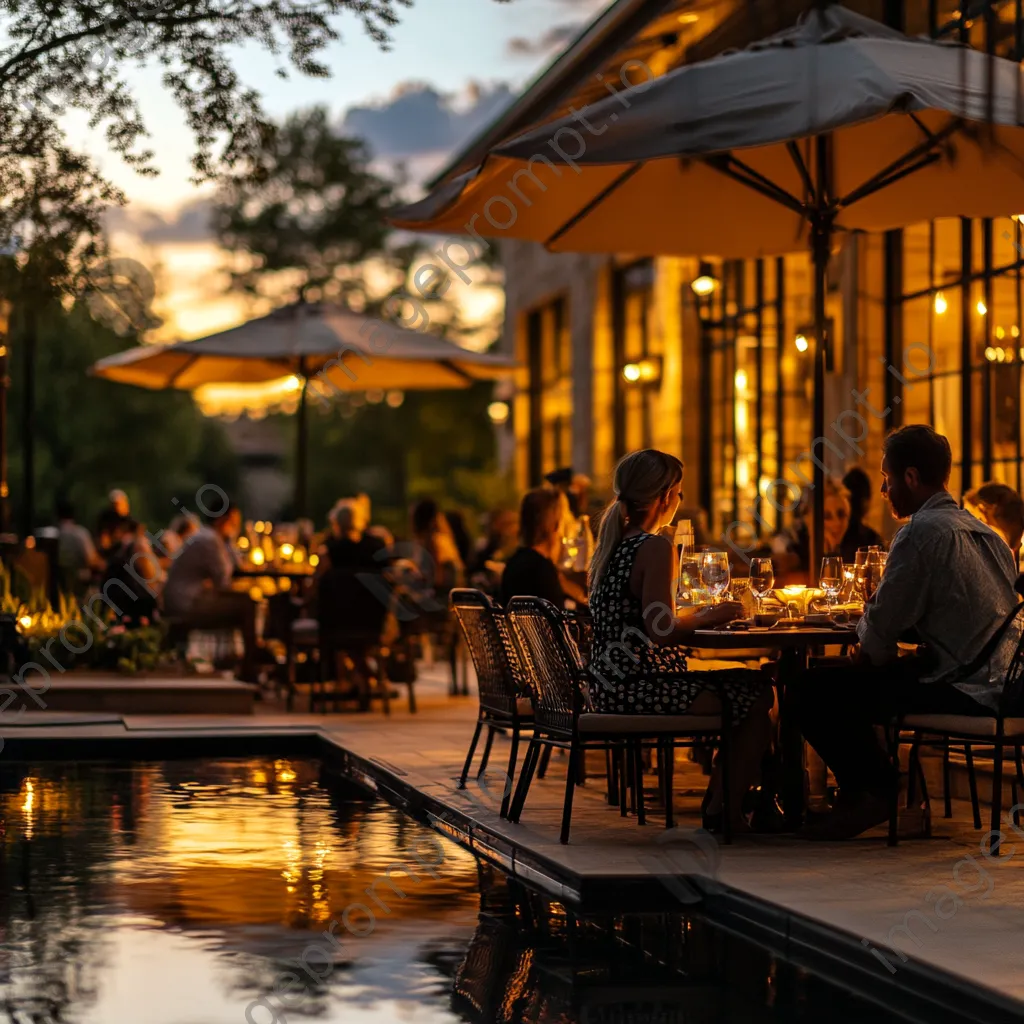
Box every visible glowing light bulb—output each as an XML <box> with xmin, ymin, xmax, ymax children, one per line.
<box><xmin>691</xmin><ymin>275</ymin><xmax>718</xmax><ymax>297</ymax></box>
<box><xmin>977</xmin><ymin>299</ymin><xmax>988</xmax><ymax>316</ymax></box>
<box><xmin>794</xmin><ymin>334</ymin><xmax>809</xmax><ymax>353</ymax></box>
<box><xmin>622</xmin><ymin>363</ymin><xmax>642</xmax><ymax>382</ymax></box>
<box><xmin>934</xmin><ymin>291</ymin><xmax>948</xmax><ymax>315</ymax></box>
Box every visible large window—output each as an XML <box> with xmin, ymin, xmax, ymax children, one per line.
<box><xmin>525</xmin><ymin>295</ymin><xmax>572</xmax><ymax>484</ymax></box>
<box><xmin>899</xmin><ymin>217</ymin><xmax>1024</xmax><ymax>497</ymax></box>
<box><xmin>697</xmin><ymin>256</ymin><xmax>813</xmax><ymax>540</ymax></box>
<box><xmin>612</xmin><ymin>260</ymin><xmax>657</xmax><ymax>456</ymax></box>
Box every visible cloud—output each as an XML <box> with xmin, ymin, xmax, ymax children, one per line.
<box><xmin>339</xmin><ymin>81</ymin><xmax>515</xmax><ymax>161</ymax></box>
<box><xmin>106</xmin><ymin>198</ymin><xmax>214</xmax><ymax>245</ymax></box>
<box><xmin>506</xmin><ymin>22</ymin><xmax>585</xmax><ymax>57</ymax></box>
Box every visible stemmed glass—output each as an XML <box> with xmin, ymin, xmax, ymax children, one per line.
<box><xmin>820</xmin><ymin>555</ymin><xmax>844</xmax><ymax>616</ymax></box>
<box><xmin>749</xmin><ymin>557</ymin><xmax>774</xmax><ymax>615</ymax></box>
<box><xmin>701</xmin><ymin>551</ymin><xmax>731</xmax><ymax>605</ymax></box>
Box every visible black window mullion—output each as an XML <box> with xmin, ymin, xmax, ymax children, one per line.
<box><xmin>983</xmin><ymin>218</ymin><xmax>994</xmax><ymax>480</ymax></box>
<box><xmin>961</xmin><ymin>218</ymin><xmax>974</xmax><ymax>490</ymax></box>
<box><xmin>755</xmin><ymin>258</ymin><xmax>765</xmax><ymax>530</ymax></box>
<box><xmin>775</xmin><ymin>256</ymin><xmax>785</xmax><ymax>532</ymax></box>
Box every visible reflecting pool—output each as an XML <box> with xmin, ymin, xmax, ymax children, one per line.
<box><xmin>0</xmin><ymin>759</ymin><xmax>907</xmax><ymax>1023</ymax></box>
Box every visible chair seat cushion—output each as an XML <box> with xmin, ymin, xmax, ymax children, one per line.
<box><xmin>578</xmin><ymin>713</ymin><xmax>722</xmax><ymax>734</ymax></box>
<box><xmin>903</xmin><ymin>713</ymin><xmax>1024</xmax><ymax>737</ymax></box>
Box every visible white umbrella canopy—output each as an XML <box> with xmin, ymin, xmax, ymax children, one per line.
<box><xmin>90</xmin><ymin>302</ymin><xmax>517</xmax><ymax>392</ymax></box>
<box><xmin>393</xmin><ymin>6</ymin><xmax>1024</xmax><ymax>256</ymax></box>
<box><xmin>392</xmin><ymin>4</ymin><xmax>1024</xmax><ymax>570</ymax></box>
<box><xmin>90</xmin><ymin>302</ymin><xmax>517</xmax><ymax>516</ymax></box>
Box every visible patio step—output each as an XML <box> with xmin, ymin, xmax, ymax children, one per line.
<box><xmin>14</xmin><ymin>675</ymin><xmax>257</xmax><ymax>715</ymax></box>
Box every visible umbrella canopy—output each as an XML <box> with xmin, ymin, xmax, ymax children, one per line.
<box><xmin>391</xmin><ymin>4</ymin><xmax>1024</xmax><ymax>570</ymax></box>
<box><xmin>91</xmin><ymin>302</ymin><xmax>517</xmax><ymax>392</ymax></box>
<box><xmin>91</xmin><ymin>302</ymin><xmax>517</xmax><ymax>517</ymax></box>
<box><xmin>393</xmin><ymin>6</ymin><xmax>1024</xmax><ymax>255</ymax></box>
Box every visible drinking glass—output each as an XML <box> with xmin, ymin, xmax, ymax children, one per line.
<box><xmin>820</xmin><ymin>556</ymin><xmax>843</xmax><ymax>616</ymax></box>
<box><xmin>701</xmin><ymin>551</ymin><xmax>731</xmax><ymax>605</ymax></box>
<box><xmin>855</xmin><ymin>547</ymin><xmax>882</xmax><ymax>601</ymax></box>
<box><xmin>749</xmin><ymin>557</ymin><xmax>774</xmax><ymax>614</ymax></box>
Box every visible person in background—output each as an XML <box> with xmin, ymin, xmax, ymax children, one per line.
<box><xmin>322</xmin><ymin>500</ymin><xmax>385</xmax><ymax>569</ymax></box>
<box><xmin>444</xmin><ymin>510</ymin><xmax>473</xmax><ymax>568</ymax></box>
<box><xmin>841</xmin><ymin>466</ymin><xmax>885</xmax><ymax>562</ymax></box>
<box><xmin>106</xmin><ymin>519</ymin><xmax>162</xmax><ymax>625</ymax></box>
<box><xmin>154</xmin><ymin>514</ymin><xmax>199</xmax><ymax>568</ymax></box>
<box><xmin>162</xmin><ymin>504</ymin><xmax>258</xmax><ymax>682</ymax></box>
<box><xmin>772</xmin><ymin>479</ymin><xmax>850</xmax><ymax>584</ymax></box>
<box><xmin>792</xmin><ymin>425</ymin><xmax>1019</xmax><ymax>840</ymax></box>
<box><xmin>472</xmin><ymin>509</ymin><xmax>519</xmax><ymax>572</ymax></box>
<box><xmin>411</xmin><ymin>498</ymin><xmax>464</xmax><ymax>592</ymax></box>
<box><xmin>964</xmin><ymin>481</ymin><xmax>1024</xmax><ymax>596</ymax></box>
<box><xmin>56</xmin><ymin>499</ymin><xmax>105</xmax><ymax>597</ymax></box>
<box><xmin>109</xmin><ymin>489</ymin><xmax>130</xmax><ymax>519</ymax></box>
<box><xmin>500</xmin><ymin>488</ymin><xmax>580</xmax><ymax>609</ymax></box>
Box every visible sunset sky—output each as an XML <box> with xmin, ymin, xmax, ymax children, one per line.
<box><xmin>75</xmin><ymin>0</ymin><xmax>608</xmax><ymax>357</ymax></box>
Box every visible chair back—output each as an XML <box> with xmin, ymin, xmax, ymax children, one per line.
<box><xmin>317</xmin><ymin>562</ymin><xmax>391</xmax><ymax>643</ymax></box>
<box><xmin>562</xmin><ymin>608</ymin><xmax>593</xmax><ymax>667</ymax></box>
<box><xmin>996</xmin><ymin>603</ymin><xmax>1024</xmax><ymax>714</ymax></box>
<box><xmin>450</xmin><ymin>589</ymin><xmax>529</xmax><ymax>716</ymax></box>
<box><xmin>507</xmin><ymin>596</ymin><xmax>586</xmax><ymax>735</ymax></box>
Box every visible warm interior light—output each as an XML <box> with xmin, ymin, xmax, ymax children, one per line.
<box><xmin>622</xmin><ymin>357</ymin><xmax>661</xmax><ymax>384</ymax></box>
<box><xmin>309</xmin><ymin>553</ymin><xmax>320</xmax><ymax>568</ymax></box>
<box><xmin>985</xmin><ymin>347</ymin><xmax>998</xmax><ymax>362</ymax></box>
<box><xmin>238</xmin><ymin>536</ymin><xmax>249</xmax><ymax>550</ymax></box>
<box><xmin>794</xmin><ymin>334</ymin><xmax>809</xmax><ymax>353</ymax></box>
<box><xmin>1013</xmin><ymin>326</ymin><xmax>1021</xmax><ymax>338</ymax></box>
<box><xmin>734</xmin><ymin>369</ymin><xmax>748</xmax><ymax>392</ymax></box>
<box><xmin>248</xmin><ymin>586</ymin><xmax>264</xmax><ymax>602</ymax></box>
<box><xmin>283</xmin><ymin>375</ymin><xmax>302</xmax><ymax>392</ymax></box>
<box><xmin>279</xmin><ymin>543</ymin><xmax>294</xmax><ymax>559</ymax></box>
<box><xmin>934</xmin><ymin>291</ymin><xmax>948</xmax><ymax>315</ymax></box>
<box><xmin>622</xmin><ymin>363</ymin><xmax>642</xmax><ymax>382</ymax></box>
<box><xmin>996</xmin><ymin>326</ymin><xmax>1006</xmax><ymax>339</ymax></box>
<box><xmin>18</xmin><ymin>615</ymin><xmax>31</xmax><ymax>629</ymax></box>
<box><xmin>487</xmin><ymin>400</ymin><xmax>510</xmax><ymax>424</ymax></box>
<box><xmin>691</xmin><ymin>275</ymin><xmax>718</xmax><ymax>297</ymax></box>
<box><xmin>977</xmin><ymin>299</ymin><xmax>988</xmax><ymax>316</ymax></box>
<box><xmin>251</xmin><ymin>548</ymin><xmax>265</xmax><ymax>566</ymax></box>
<box><xmin>255</xmin><ymin>521</ymin><xmax>265</xmax><ymax>533</ymax></box>
<box><xmin>678</xmin><ymin>12</ymin><xmax>700</xmax><ymax>23</ymax></box>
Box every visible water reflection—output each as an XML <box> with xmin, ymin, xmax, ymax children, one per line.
<box><xmin>0</xmin><ymin>759</ymin><xmax>905</xmax><ymax>1024</ymax></box>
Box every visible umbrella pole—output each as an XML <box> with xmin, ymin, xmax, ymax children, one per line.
<box><xmin>810</xmin><ymin>215</ymin><xmax>830</xmax><ymax>581</ymax></box>
<box><xmin>295</xmin><ymin>358</ymin><xmax>308</xmax><ymax>519</ymax></box>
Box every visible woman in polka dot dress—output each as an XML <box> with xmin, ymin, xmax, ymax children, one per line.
<box><xmin>586</xmin><ymin>449</ymin><xmax>773</xmax><ymax>832</ymax></box>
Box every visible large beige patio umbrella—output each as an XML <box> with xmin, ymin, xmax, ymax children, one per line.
<box><xmin>392</xmin><ymin>4</ymin><xmax>1024</xmax><ymax>570</ymax></box>
<box><xmin>91</xmin><ymin>302</ymin><xmax>517</xmax><ymax>514</ymax></box>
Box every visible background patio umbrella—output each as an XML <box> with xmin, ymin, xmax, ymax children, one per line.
<box><xmin>91</xmin><ymin>302</ymin><xmax>517</xmax><ymax>516</ymax></box>
<box><xmin>393</xmin><ymin>4</ymin><xmax>1024</xmax><ymax>570</ymax></box>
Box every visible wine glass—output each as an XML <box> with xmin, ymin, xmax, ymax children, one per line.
<box><xmin>701</xmin><ymin>551</ymin><xmax>731</xmax><ymax>605</ymax></box>
<box><xmin>749</xmin><ymin>557</ymin><xmax>774</xmax><ymax>615</ymax></box>
<box><xmin>820</xmin><ymin>556</ymin><xmax>843</xmax><ymax>616</ymax></box>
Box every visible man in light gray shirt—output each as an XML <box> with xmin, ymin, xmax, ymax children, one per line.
<box><xmin>162</xmin><ymin>504</ymin><xmax>257</xmax><ymax>682</ymax></box>
<box><xmin>793</xmin><ymin>425</ymin><xmax>1020</xmax><ymax>840</ymax></box>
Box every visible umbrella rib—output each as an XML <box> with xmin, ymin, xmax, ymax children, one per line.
<box><xmin>838</xmin><ymin>118</ymin><xmax>963</xmax><ymax>210</ymax></box>
<box><xmin>545</xmin><ymin>163</ymin><xmax>644</xmax><ymax>248</ymax></box>
<box><xmin>785</xmin><ymin>141</ymin><xmax>816</xmax><ymax>202</ymax></box>
<box><xmin>167</xmin><ymin>353</ymin><xmax>201</xmax><ymax>388</ymax></box>
<box><xmin>704</xmin><ymin>154</ymin><xmax>805</xmax><ymax>216</ymax></box>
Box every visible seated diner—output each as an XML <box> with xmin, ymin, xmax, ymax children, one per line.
<box><xmin>585</xmin><ymin>448</ymin><xmax>774</xmax><ymax>834</ymax></box>
<box><xmin>792</xmin><ymin>425</ymin><xmax>1020</xmax><ymax>840</ymax></box>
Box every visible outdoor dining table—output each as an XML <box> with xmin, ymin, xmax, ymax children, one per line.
<box><xmin>692</xmin><ymin>624</ymin><xmax>860</xmax><ymax>828</ymax></box>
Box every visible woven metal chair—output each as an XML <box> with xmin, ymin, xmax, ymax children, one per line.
<box><xmin>506</xmin><ymin>596</ymin><xmax>733</xmax><ymax>844</ymax></box>
<box><xmin>888</xmin><ymin>602</ymin><xmax>1024</xmax><ymax>853</ymax></box>
<box><xmin>450</xmin><ymin>589</ymin><xmax>534</xmax><ymax>819</ymax></box>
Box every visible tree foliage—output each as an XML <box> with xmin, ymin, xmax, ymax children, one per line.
<box><xmin>214</xmin><ymin>106</ymin><xmax>396</xmax><ymax>305</ymax></box>
<box><xmin>6</xmin><ymin>295</ymin><xmax>240</xmax><ymax>532</ymax></box>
